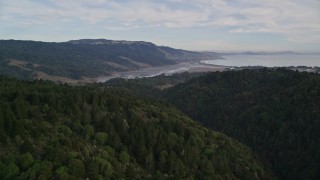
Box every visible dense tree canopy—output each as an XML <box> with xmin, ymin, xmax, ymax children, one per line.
<box><xmin>0</xmin><ymin>76</ymin><xmax>273</xmax><ymax>179</ymax></box>
<box><xmin>165</xmin><ymin>69</ymin><xmax>320</xmax><ymax>180</ymax></box>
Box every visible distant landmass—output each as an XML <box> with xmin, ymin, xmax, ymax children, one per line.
<box><xmin>218</xmin><ymin>51</ymin><xmax>300</xmax><ymax>56</ymax></box>
<box><xmin>0</xmin><ymin>39</ymin><xmax>220</xmax><ymax>82</ymax></box>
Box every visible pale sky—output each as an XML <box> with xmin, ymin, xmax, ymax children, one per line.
<box><xmin>1</xmin><ymin>0</ymin><xmax>320</xmax><ymax>52</ymax></box>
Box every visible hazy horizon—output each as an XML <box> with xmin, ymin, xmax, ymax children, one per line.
<box><xmin>1</xmin><ymin>0</ymin><xmax>319</xmax><ymax>52</ymax></box>
<box><xmin>2</xmin><ymin>38</ymin><xmax>320</xmax><ymax>54</ymax></box>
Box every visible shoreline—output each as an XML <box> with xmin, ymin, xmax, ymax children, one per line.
<box><xmin>95</xmin><ymin>61</ymin><xmax>228</xmax><ymax>83</ymax></box>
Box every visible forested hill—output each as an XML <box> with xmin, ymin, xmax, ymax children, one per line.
<box><xmin>0</xmin><ymin>76</ymin><xmax>274</xmax><ymax>179</ymax></box>
<box><xmin>165</xmin><ymin>69</ymin><xmax>320</xmax><ymax>180</ymax></box>
<box><xmin>0</xmin><ymin>39</ymin><xmax>219</xmax><ymax>81</ymax></box>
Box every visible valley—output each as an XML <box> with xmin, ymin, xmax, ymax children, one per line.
<box><xmin>2</xmin><ymin>0</ymin><xmax>320</xmax><ymax>179</ymax></box>
<box><xmin>1</xmin><ymin>39</ymin><xmax>320</xmax><ymax>179</ymax></box>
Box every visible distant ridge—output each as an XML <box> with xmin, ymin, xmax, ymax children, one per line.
<box><xmin>0</xmin><ymin>39</ymin><xmax>221</xmax><ymax>82</ymax></box>
<box><xmin>68</xmin><ymin>39</ymin><xmax>155</xmax><ymax>46</ymax></box>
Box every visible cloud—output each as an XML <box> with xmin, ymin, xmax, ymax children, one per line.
<box><xmin>220</xmin><ymin>0</ymin><xmax>320</xmax><ymax>43</ymax></box>
<box><xmin>1</xmin><ymin>0</ymin><xmax>319</xmax><ymax>46</ymax></box>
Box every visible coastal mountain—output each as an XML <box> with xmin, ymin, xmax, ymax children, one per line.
<box><xmin>0</xmin><ymin>76</ymin><xmax>274</xmax><ymax>179</ymax></box>
<box><xmin>0</xmin><ymin>39</ymin><xmax>220</xmax><ymax>82</ymax></box>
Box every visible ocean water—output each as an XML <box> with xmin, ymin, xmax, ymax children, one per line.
<box><xmin>202</xmin><ymin>54</ymin><xmax>320</xmax><ymax>67</ymax></box>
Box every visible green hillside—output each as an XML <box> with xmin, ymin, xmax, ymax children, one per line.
<box><xmin>0</xmin><ymin>40</ymin><xmax>219</xmax><ymax>81</ymax></box>
<box><xmin>165</xmin><ymin>69</ymin><xmax>320</xmax><ymax>180</ymax></box>
<box><xmin>0</xmin><ymin>76</ymin><xmax>273</xmax><ymax>179</ymax></box>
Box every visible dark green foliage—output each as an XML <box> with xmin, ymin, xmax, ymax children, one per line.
<box><xmin>0</xmin><ymin>162</ymin><xmax>20</xmax><ymax>179</ymax></box>
<box><xmin>165</xmin><ymin>68</ymin><xmax>320</xmax><ymax>180</ymax></box>
<box><xmin>19</xmin><ymin>153</ymin><xmax>35</xmax><ymax>170</ymax></box>
<box><xmin>67</xmin><ymin>159</ymin><xmax>85</xmax><ymax>178</ymax></box>
<box><xmin>0</xmin><ymin>75</ymin><xmax>273</xmax><ymax>179</ymax></box>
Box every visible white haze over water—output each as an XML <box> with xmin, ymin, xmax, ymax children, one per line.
<box><xmin>96</xmin><ymin>62</ymin><xmax>218</xmax><ymax>82</ymax></box>
<box><xmin>97</xmin><ymin>54</ymin><xmax>320</xmax><ymax>82</ymax></box>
